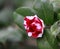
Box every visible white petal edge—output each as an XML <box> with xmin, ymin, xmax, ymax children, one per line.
<box><xmin>37</xmin><ymin>33</ymin><xmax>43</xmax><ymax>37</ymax></box>
<box><xmin>40</xmin><ymin>19</ymin><xmax>45</xmax><ymax>28</ymax></box>
<box><xmin>24</xmin><ymin>20</ymin><xmax>26</xmax><ymax>25</ymax></box>
<box><xmin>28</xmin><ymin>32</ymin><xmax>32</xmax><ymax>37</ymax></box>
<box><xmin>26</xmin><ymin>15</ymin><xmax>38</xmax><ymax>20</ymax></box>
<box><xmin>34</xmin><ymin>15</ymin><xmax>38</xmax><ymax>17</ymax></box>
<box><xmin>26</xmin><ymin>16</ymin><xmax>34</xmax><ymax>20</ymax></box>
<box><xmin>24</xmin><ymin>26</ymin><xmax>27</xmax><ymax>29</ymax></box>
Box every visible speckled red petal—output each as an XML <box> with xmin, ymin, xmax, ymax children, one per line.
<box><xmin>24</xmin><ymin>15</ymin><xmax>45</xmax><ymax>38</ymax></box>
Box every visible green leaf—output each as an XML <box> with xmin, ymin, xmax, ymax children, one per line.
<box><xmin>37</xmin><ymin>20</ymin><xmax>60</xmax><ymax>49</ymax></box>
<box><xmin>13</xmin><ymin>7</ymin><xmax>36</xmax><ymax>39</ymax></box>
<box><xmin>44</xmin><ymin>20</ymin><xmax>60</xmax><ymax>49</ymax></box>
<box><xmin>13</xmin><ymin>7</ymin><xmax>36</xmax><ymax>30</ymax></box>
<box><xmin>58</xmin><ymin>13</ymin><xmax>60</xmax><ymax>20</ymax></box>
<box><xmin>37</xmin><ymin>29</ymin><xmax>58</xmax><ymax>49</ymax></box>
<box><xmin>45</xmin><ymin>29</ymin><xmax>58</xmax><ymax>49</ymax></box>
<box><xmin>16</xmin><ymin>7</ymin><xmax>36</xmax><ymax>16</ymax></box>
<box><xmin>51</xmin><ymin>0</ymin><xmax>60</xmax><ymax>12</ymax></box>
<box><xmin>37</xmin><ymin>36</ymin><xmax>54</xmax><ymax>49</ymax></box>
<box><xmin>13</xmin><ymin>12</ymin><xmax>28</xmax><ymax>39</ymax></box>
<box><xmin>33</xmin><ymin>0</ymin><xmax>54</xmax><ymax>25</ymax></box>
<box><xmin>13</xmin><ymin>12</ymin><xmax>25</xmax><ymax>30</ymax></box>
<box><xmin>50</xmin><ymin>20</ymin><xmax>60</xmax><ymax>37</ymax></box>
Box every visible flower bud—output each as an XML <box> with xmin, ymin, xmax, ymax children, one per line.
<box><xmin>24</xmin><ymin>15</ymin><xmax>45</xmax><ymax>38</ymax></box>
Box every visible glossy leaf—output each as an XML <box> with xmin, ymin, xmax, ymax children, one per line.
<box><xmin>13</xmin><ymin>12</ymin><xmax>25</xmax><ymax>30</ymax></box>
<box><xmin>37</xmin><ymin>36</ymin><xmax>54</xmax><ymax>49</ymax></box>
<box><xmin>37</xmin><ymin>29</ymin><xmax>58</xmax><ymax>49</ymax></box>
<box><xmin>51</xmin><ymin>0</ymin><xmax>60</xmax><ymax>12</ymax></box>
<box><xmin>13</xmin><ymin>11</ymin><xmax>28</xmax><ymax>39</ymax></box>
<box><xmin>33</xmin><ymin>0</ymin><xmax>54</xmax><ymax>25</ymax></box>
<box><xmin>58</xmin><ymin>13</ymin><xmax>60</xmax><ymax>20</ymax></box>
<box><xmin>45</xmin><ymin>29</ymin><xmax>58</xmax><ymax>49</ymax></box>
<box><xmin>50</xmin><ymin>20</ymin><xmax>60</xmax><ymax>37</ymax></box>
<box><xmin>37</xmin><ymin>20</ymin><xmax>60</xmax><ymax>49</ymax></box>
<box><xmin>13</xmin><ymin>7</ymin><xmax>37</xmax><ymax>30</ymax></box>
<box><xmin>16</xmin><ymin>7</ymin><xmax>36</xmax><ymax>16</ymax></box>
<box><xmin>13</xmin><ymin>7</ymin><xmax>36</xmax><ymax>39</ymax></box>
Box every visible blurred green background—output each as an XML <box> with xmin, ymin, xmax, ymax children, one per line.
<box><xmin>0</xmin><ymin>0</ymin><xmax>60</xmax><ymax>49</ymax></box>
<box><xmin>0</xmin><ymin>0</ymin><xmax>38</xmax><ymax>49</ymax></box>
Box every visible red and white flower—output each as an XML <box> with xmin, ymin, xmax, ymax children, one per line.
<box><xmin>24</xmin><ymin>15</ymin><xmax>45</xmax><ymax>38</ymax></box>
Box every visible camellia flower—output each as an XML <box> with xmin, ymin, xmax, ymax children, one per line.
<box><xmin>24</xmin><ymin>15</ymin><xmax>45</xmax><ymax>38</ymax></box>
